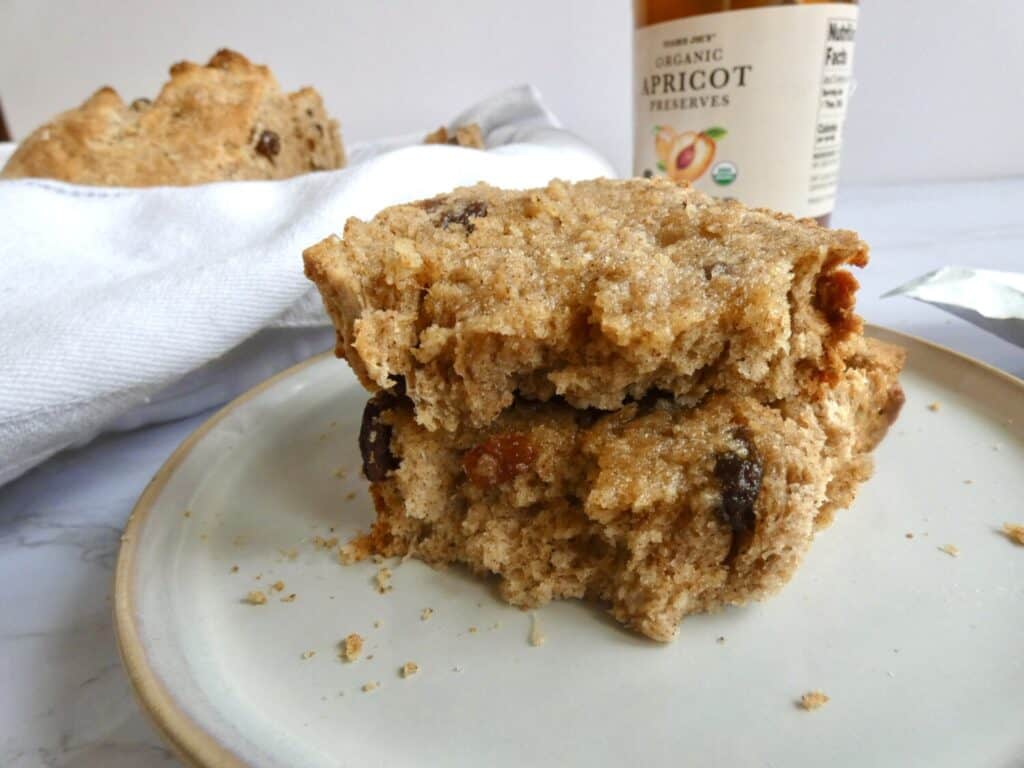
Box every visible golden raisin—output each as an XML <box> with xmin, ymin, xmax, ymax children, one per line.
<box><xmin>462</xmin><ymin>433</ymin><xmax>535</xmax><ymax>488</ymax></box>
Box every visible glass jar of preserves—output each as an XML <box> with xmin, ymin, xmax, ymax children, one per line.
<box><xmin>634</xmin><ymin>0</ymin><xmax>858</xmax><ymax>224</ymax></box>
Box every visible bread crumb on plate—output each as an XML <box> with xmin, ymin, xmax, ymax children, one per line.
<box><xmin>338</xmin><ymin>534</ymin><xmax>373</xmax><ymax>565</ymax></box>
<box><xmin>401</xmin><ymin>661</ymin><xmax>419</xmax><ymax>678</ymax></box>
<box><xmin>939</xmin><ymin>544</ymin><xmax>960</xmax><ymax>558</ymax></box>
<box><xmin>245</xmin><ymin>590</ymin><xmax>267</xmax><ymax>605</ymax></box>
<box><xmin>799</xmin><ymin>691</ymin><xmax>830</xmax><ymax>710</ymax></box>
<box><xmin>529</xmin><ymin>613</ymin><xmax>545</xmax><ymax>647</ymax></box>
<box><xmin>375</xmin><ymin>567</ymin><xmax>393</xmax><ymax>593</ymax></box>
<box><xmin>1003</xmin><ymin>522</ymin><xmax>1024</xmax><ymax>545</ymax></box>
<box><xmin>341</xmin><ymin>633</ymin><xmax>364</xmax><ymax>662</ymax></box>
<box><xmin>361</xmin><ymin>681</ymin><xmax>379</xmax><ymax>693</ymax></box>
<box><xmin>313</xmin><ymin>535</ymin><xmax>339</xmax><ymax>550</ymax></box>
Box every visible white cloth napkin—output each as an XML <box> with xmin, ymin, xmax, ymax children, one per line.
<box><xmin>0</xmin><ymin>86</ymin><xmax>616</xmax><ymax>487</ymax></box>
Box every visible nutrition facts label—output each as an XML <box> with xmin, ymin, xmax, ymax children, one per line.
<box><xmin>808</xmin><ymin>16</ymin><xmax>857</xmax><ymax>211</ymax></box>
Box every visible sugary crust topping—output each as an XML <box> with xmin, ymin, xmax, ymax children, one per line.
<box><xmin>305</xmin><ymin>178</ymin><xmax>868</xmax><ymax>432</ymax></box>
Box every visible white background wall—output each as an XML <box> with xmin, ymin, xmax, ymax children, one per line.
<box><xmin>2</xmin><ymin>0</ymin><xmax>1022</xmax><ymax>184</ymax></box>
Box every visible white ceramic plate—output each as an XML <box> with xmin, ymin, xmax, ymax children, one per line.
<box><xmin>115</xmin><ymin>327</ymin><xmax>1024</xmax><ymax>768</ymax></box>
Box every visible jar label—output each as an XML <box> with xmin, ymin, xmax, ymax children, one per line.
<box><xmin>634</xmin><ymin>4</ymin><xmax>858</xmax><ymax>218</ymax></box>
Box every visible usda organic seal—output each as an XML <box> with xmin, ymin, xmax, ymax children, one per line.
<box><xmin>711</xmin><ymin>161</ymin><xmax>737</xmax><ymax>186</ymax></box>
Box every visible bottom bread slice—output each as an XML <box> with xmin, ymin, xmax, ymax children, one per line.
<box><xmin>352</xmin><ymin>338</ymin><xmax>905</xmax><ymax>642</ymax></box>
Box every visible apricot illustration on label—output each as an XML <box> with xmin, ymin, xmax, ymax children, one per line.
<box><xmin>653</xmin><ymin>126</ymin><xmax>727</xmax><ymax>183</ymax></box>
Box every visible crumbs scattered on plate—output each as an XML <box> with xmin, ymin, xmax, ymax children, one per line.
<box><xmin>375</xmin><ymin>567</ymin><xmax>393</xmax><ymax>594</ymax></box>
<box><xmin>301</xmin><ymin>650</ymin><xmax>316</xmax><ymax>660</ymax></box>
<box><xmin>400</xmin><ymin>661</ymin><xmax>419</xmax><ymax>678</ymax></box>
<box><xmin>529</xmin><ymin>613</ymin><xmax>545</xmax><ymax>647</ymax></box>
<box><xmin>938</xmin><ymin>544</ymin><xmax>960</xmax><ymax>558</ymax></box>
<box><xmin>421</xmin><ymin>608</ymin><xmax>434</xmax><ymax>621</ymax></box>
<box><xmin>927</xmin><ymin>402</ymin><xmax>940</xmax><ymax>412</ymax></box>
<box><xmin>271</xmin><ymin>580</ymin><xmax>285</xmax><ymax>592</ymax></box>
<box><xmin>1003</xmin><ymin>522</ymin><xmax>1024</xmax><ymax>545</ymax></box>
<box><xmin>799</xmin><ymin>691</ymin><xmax>830</xmax><ymax>711</ymax></box>
<box><xmin>338</xmin><ymin>544</ymin><xmax>359</xmax><ymax>565</ymax></box>
<box><xmin>361</xmin><ymin>681</ymin><xmax>379</xmax><ymax>693</ymax></box>
<box><xmin>312</xmin><ymin>535</ymin><xmax>339</xmax><ymax>551</ymax></box>
<box><xmin>341</xmin><ymin>633</ymin><xmax>364</xmax><ymax>662</ymax></box>
<box><xmin>338</xmin><ymin>534</ymin><xmax>372</xmax><ymax>565</ymax></box>
<box><xmin>280</xmin><ymin>593</ymin><xmax>297</xmax><ymax>603</ymax></box>
<box><xmin>245</xmin><ymin>590</ymin><xmax>267</xmax><ymax>605</ymax></box>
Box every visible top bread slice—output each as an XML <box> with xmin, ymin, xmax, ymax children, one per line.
<box><xmin>305</xmin><ymin>178</ymin><xmax>867</xmax><ymax>431</ymax></box>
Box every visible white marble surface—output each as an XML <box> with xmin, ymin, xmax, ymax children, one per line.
<box><xmin>1</xmin><ymin>178</ymin><xmax>1022</xmax><ymax>767</ymax></box>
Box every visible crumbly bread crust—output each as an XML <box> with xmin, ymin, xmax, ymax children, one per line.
<box><xmin>355</xmin><ymin>338</ymin><xmax>904</xmax><ymax>641</ymax></box>
<box><xmin>424</xmin><ymin>123</ymin><xmax>485</xmax><ymax>149</ymax></box>
<box><xmin>801</xmin><ymin>338</ymin><xmax>906</xmax><ymax>528</ymax></box>
<box><xmin>305</xmin><ymin>178</ymin><xmax>867</xmax><ymax>432</ymax></box>
<box><xmin>1</xmin><ymin>49</ymin><xmax>345</xmax><ymax>186</ymax></box>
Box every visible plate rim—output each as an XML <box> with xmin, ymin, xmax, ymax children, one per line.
<box><xmin>114</xmin><ymin>351</ymin><xmax>330</xmax><ymax>768</ymax></box>
<box><xmin>113</xmin><ymin>326</ymin><xmax>1023</xmax><ymax>768</ymax></box>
